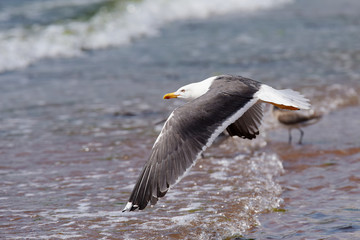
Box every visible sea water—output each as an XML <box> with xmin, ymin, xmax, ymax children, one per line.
<box><xmin>1</xmin><ymin>0</ymin><xmax>360</xmax><ymax>239</ymax></box>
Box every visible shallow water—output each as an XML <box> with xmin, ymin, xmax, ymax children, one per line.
<box><xmin>1</xmin><ymin>0</ymin><xmax>360</xmax><ymax>239</ymax></box>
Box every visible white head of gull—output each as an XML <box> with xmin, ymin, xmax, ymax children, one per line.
<box><xmin>123</xmin><ymin>75</ymin><xmax>310</xmax><ymax>212</ymax></box>
<box><xmin>163</xmin><ymin>76</ymin><xmax>217</xmax><ymax>100</ymax></box>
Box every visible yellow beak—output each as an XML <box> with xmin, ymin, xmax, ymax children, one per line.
<box><xmin>163</xmin><ymin>92</ymin><xmax>179</xmax><ymax>99</ymax></box>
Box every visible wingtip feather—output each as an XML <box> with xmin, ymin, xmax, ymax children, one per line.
<box><xmin>122</xmin><ymin>202</ymin><xmax>138</xmax><ymax>212</ymax></box>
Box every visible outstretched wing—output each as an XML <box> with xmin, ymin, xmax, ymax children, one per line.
<box><xmin>123</xmin><ymin>89</ymin><xmax>259</xmax><ymax>211</ymax></box>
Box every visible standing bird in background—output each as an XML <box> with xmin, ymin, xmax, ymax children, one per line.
<box><xmin>123</xmin><ymin>75</ymin><xmax>310</xmax><ymax>212</ymax></box>
<box><xmin>272</xmin><ymin>106</ymin><xmax>322</xmax><ymax>144</ymax></box>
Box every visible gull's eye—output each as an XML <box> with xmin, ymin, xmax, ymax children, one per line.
<box><xmin>180</xmin><ymin>89</ymin><xmax>185</xmax><ymax>93</ymax></box>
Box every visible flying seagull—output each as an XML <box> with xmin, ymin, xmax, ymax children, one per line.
<box><xmin>272</xmin><ymin>106</ymin><xmax>322</xmax><ymax>144</ymax></box>
<box><xmin>123</xmin><ymin>75</ymin><xmax>310</xmax><ymax>211</ymax></box>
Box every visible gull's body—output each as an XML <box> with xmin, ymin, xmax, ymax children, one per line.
<box><xmin>123</xmin><ymin>75</ymin><xmax>310</xmax><ymax>211</ymax></box>
<box><xmin>272</xmin><ymin>106</ymin><xmax>322</xmax><ymax>144</ymax></box>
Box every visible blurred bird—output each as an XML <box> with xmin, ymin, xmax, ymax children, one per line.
<box><xmin>272</xmin><ymin>106</ymin><xmax>322</xmax><ymax>144</ymax></box>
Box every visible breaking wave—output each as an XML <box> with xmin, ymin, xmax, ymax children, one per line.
<box><xmin>0</xmin><ymin>0</ymin><xmax>292</xmax><ymax>72</ymax></box>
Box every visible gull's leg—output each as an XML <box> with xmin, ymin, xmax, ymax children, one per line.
<box><xmin>298</xmin><ymin>128</ymin><xmax>304</xmax><ymax>144</ymax></box>
<box><xmin>288</xmin><ymin>128</ymin><xmax>292</xmax><ymax>144</ymax></box>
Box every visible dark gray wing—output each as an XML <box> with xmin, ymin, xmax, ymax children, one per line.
<box><xmin>226</xmin><ymin>102</ymin><xmax>263</xmax><ymax>139</ymax></box>
<box><xmin>125</xmin><ymin>109</ymin><xmax>205</xmax><ymax>211</ymax></box>
<box><xmin>124</xmin><ymin>76</ymin><xmax>262</xmax><ymax>211</ymax></box>
<box><xmin>124</xmin><ymin>90</ymin><xmax>260</xmax><ymax>210</ymax></box>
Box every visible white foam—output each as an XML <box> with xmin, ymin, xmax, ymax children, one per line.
<box><xmin>179</xmin><ymin>202</ymin><xmax>202</xmax><ymax>212</ymax></box>
<box><xmin>171</xmin><ymin>214</ymin><xmax>196</xmax><ymax>225</ymax></box>
<box><xmin>77</xmin><ymin>201</ymin><xmax>90</xmax><ymax>212</ymax></box>
<box><xmin>0</xmin><ymin>0</ymin><xmax>292</xmax><ymax>72</ymax></box>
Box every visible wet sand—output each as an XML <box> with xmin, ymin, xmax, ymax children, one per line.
<box><xmin>251</xmin><ymin>107</ymin><xmax>360</xmax><ymax>239</ymax></box>
<box><xmin>1</xmin><ymin>105</ymin><xmax>359</xmax><ymax>239</ymax></box>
